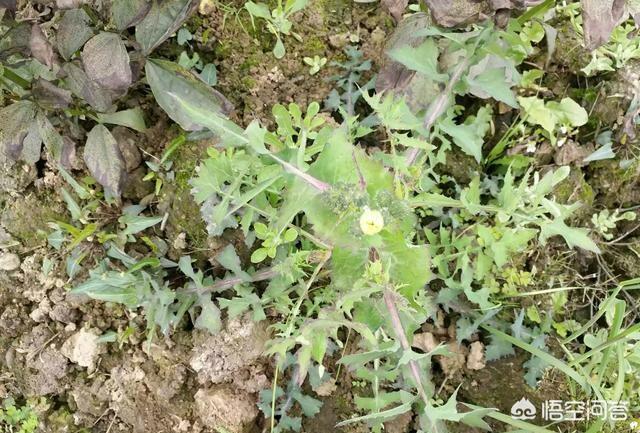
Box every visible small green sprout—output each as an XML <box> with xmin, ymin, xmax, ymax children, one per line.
<box><xmin>303</xmin><ymin>55</ymin><xmax>327</xmax><ymax>75</ymax></box>
<box><xmin>245</xmin><ymin>0</ymin><xmax>309</xmax><ymax>58</ymax></box>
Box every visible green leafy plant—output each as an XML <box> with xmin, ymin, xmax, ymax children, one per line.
<box><xmin>0</xmin><ymin>0</ymin><xmax>230</xmax><ymax>201</ymax></box>
<box><xmin>0</xmin><ymin>398</ymin><xmax>39</xmax><ymax>433</ymax></box>
<box><xmin>245</xmin><ymin>0</ymin><xmax>310</xmax><ymax>58</ymax></box>
<box><xmin>303</xmin><ymin>55</ymin><xmax>326</xmax><ymax>75</ymax></box>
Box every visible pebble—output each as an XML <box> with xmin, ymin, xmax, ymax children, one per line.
<box><xmin>0</xmin><ymin>253</ymin><xmax>20</xmax><ymax>271</ymax></box>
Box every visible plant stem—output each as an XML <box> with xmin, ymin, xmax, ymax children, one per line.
<box><xmin>200</xmin><ymin>267</ymin><xmax>280</xmax><ymax>293</ymax></box>
<box><xmin>382</xmin><ymin>288</ymin><xmax>430</xmax><ymax>405</ymax></box>
<box><xmin>405</xmin><ymin>61</ymin><xmax>468</xmax><ymax>167</ymax></box>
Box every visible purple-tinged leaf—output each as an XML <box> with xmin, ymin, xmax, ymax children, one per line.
<box><xmin>63</xmin><ymin>62</ymin><xmax>119</xmax><ymax>112</ymax></box>
<box><xmin>581</xmin><ymin>0</ymin><xmax>627</xmax><ymax>50</ymax></box>
<box><xmin>30</xmin><ymin>24</ymin><xmax>56</xmax><ymax>68</ymax></box>
<box><xmin>57</xmin><ymin>8</ymin><xmax>94</xmax><ymax>60</ymax></box>
<box><xmin>82</xmin><ymin>32</ymin><xmax>132</xmax><ymax>90</ymax></box>
<box><xmin>381</xmin><ymin>0</ymin><xmax>408</xmax><ymax>21</ymax></box>
<box><xmin>111</xmin><ymin>0</ymin><xmax>151</xmax><ymax>31</ymax></box>
<box><xmin>135</xmin><ymin>0</ymin><xmax>198</xmax><ymax>55</ymax></box>
<box><xmin>83</xmin><ymin>124</ymin><xmax>127</xmax><ymax>197</ymax></box>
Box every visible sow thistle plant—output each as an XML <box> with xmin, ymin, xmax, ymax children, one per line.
<box><xmin>168</xmin><ymin>87</ymin><xmax>598</xmax><ymax>433</ymax></box>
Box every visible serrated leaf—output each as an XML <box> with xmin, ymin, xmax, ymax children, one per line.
<box><xmin>388</xmin><ymin>38</ymin><xmax>447</xmax><ymax>82</ymax></box>
<box><xmin>82</xmin><ymin>32</ymin><xmax>132</xmax><ymax>90</ymax></box>
<box><xmin>194</xmin><ymin>297</ymin><xmax>222</xmax><ymax>333</ymax></box>
<box><xmin>112</xmin><ymin>0</ymin><xmax>151</xmax><ymax>31</ymax></box>
<box><xmin>439</xmin><ymin>106</ymin><xmax>491</xmax><ymax>163</ymax></box>
<box><xmin>57</xmin><ymin>8</ymin><xmax>94</xmax><ymax>60</ymax></box>
<box><xmin>539</xmin><ymin>219</ymin><xmax>601</xmax><ymax>254</ymax></box>
<box><xmin>145</xmin><ymin>59</ymin><xmax>234</xmax><ymax>132</ymax></box>
<box><xmin>84</xmin><ymin>124</ymin><xmax>126</xmax><ymax>197</ymax></box>
<box><xmin>215</xmin><ymin>244</ymin><xmax>251</xmax><ymax>281</ymax></box>
<box><xmin>136</xmin><ymin>0</ymin><xmax>198</xmax><ymax>55</ymax></box>
<box><xmin>485</xmin><ymin>335</ymin><xmax>515</xmax><ymax>361</ymax></box>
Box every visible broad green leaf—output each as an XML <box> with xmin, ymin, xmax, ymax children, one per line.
<box><xmin>97</xmin><ymin>108</ymin><xmax>147</xmax><ymax>132</ymax></box>
<box><xmin>84</xmin><ymin>124</ymin><xmax>126</xmax><ymax>197</ymax></box>
<box><xmin>145</xmin><ymin>59</ymin><xmax>234</xmax><ymax>133</ymax></box>
<box><xmin>273</xmin><ymin>37</ymin><xmax>285</xmax><ymax>59</ymax></box>
<box><xmin>519</xmin><ymin>96</ymin><xmax>555</xmax><ymax>133</ymax></box>
<box><xmin>82</xmin><ymin>32</ymin><xmax>132</xmax><ymax>90</ymax></box>
<box><xmin>136</xmin><ymin>0</ymin><xmax>198</xmax><ymax>55</ymax></box>
<box><xmin>388</xmin><ymin>39</ymin><xmax>447</xmax><ymax>82</ymax></box>
<box><xmin>467</xmin><ymin>67</ymin><xmax>518</xmax><ymax>107</ymax></box>
<box><xmin>57</xmin><ymin>8</ymin><xmax>94</xmax><ymax>60</ymax></box>
<box><xmin>549</xmin><ymin>97</ymin><xmax>588</xmax><ymax>127</ymax></box>
<box><xmin>380</xmin><ymin>230</ymin><xmax>430</xmax><ymax>298</ymax></box>
<box><xmin>120</xmin><ymin>213</ymin><xmax>163</xmax><ymax>235</ymax></box>
<box><xmin>245</xmin><ymin>1</ymin><xmax>271</xmax><ymax>19</ymax></box>
<box><xmin>112</xmin><ymin>0</ymin><xmax>151</xmax><ymax>31</ymax></box>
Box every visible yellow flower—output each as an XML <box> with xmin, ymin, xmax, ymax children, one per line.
<box><xmin>359</xmin><ymin>208</ymin><xmax>384</xmax><ymax>235</ymax></box>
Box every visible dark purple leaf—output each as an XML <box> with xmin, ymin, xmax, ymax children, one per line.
<box><xmin>57</xmin><ymin>8</ymin><xmax>94</xmax><ymax>60</ymax></box>
<box><xmin>0</xmin><ymin>100</ymin><xmax>38</xmax><ymax>162</ymax></box>
<box><xmin>30</xmin><ymin>24</ymin><xmax>56</xmax><ymax>68</ymax></box>
<box><xmin>82</xmin><ymin>32</ymin><xmax>132</xmax><ymax>91</ymax></box>
<box><xmin>135</xmin><ymin>0</ymin><xmax>198</xmax><ymax>55</ymax></box>
<box><xmin>63</xmin><ymin>62</ymin><xmax>119</xmax><ymax>112</ymax></box>
<box><xmin>422</xmin><ymin>0</ymin><xmax>490</xmax><ymax>27</ymax></box>
<box><xmin>84</xmin><ymin>124</ymin><xmax>127</xmax><ymax>197</ymax></box>
<box><xmin>32</xmin><ymin>79</ymin><xmax>73</xmax><ymax>109</ymax></box>
<box><xmin>60</xmin><ymin>136</ymin><xmax>79</xmax><ymax>170</ymax></box>
<box><xmin>581</xmin><ymin>0</ymin><xmax>627</xmax><ymax>50</ymax></box>
<box><xmin>112</xmin><ymin>0</ymin><xmax>151</xmax><ymax>31</ymax></box>
<box><xmin>0</xmin><ymin>0</ymin><xmax>16</xmax><ymax>11</ymax></box>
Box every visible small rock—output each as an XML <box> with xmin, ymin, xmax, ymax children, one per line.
<box><xmin>467</xmin><ymin>341</ymin><xmax>486</xmax><ymax>370</ymax></box>
<box><xmin>173</xmin><ymin>232</ymin><xmax>187</xmax><ymax>250</ymax></box>
<box><xmin>112</xmin><ymin>127</ymin><xmax>142</xmax><ymax>173</ymax></box>
<box><xmin>0</xmin><ymin>252</ymin><xmax>20</xmax><ymax>271</ymax></box>
<box><xmin>194</xmin><ymin>386</ymin><xmax>259</xmax><ymax>431</ymax></box>
<box><xmin>61</xmin><ymin>329</ymin><xmax>101</xmax><ymax>370</ymax></box>
<box><xmin>412</xmin><ymin>332</ymin><xmax>438</xmax><ymax>353</ymax></box>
